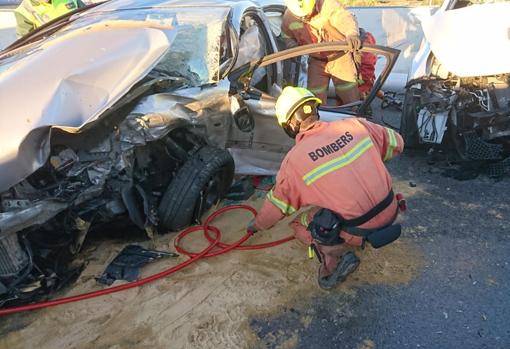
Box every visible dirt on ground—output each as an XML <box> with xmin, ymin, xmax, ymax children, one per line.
<box><xmin>0</xmin><ymin>190</ymin><xmax>423</xmax><ymax>349</ymax></box>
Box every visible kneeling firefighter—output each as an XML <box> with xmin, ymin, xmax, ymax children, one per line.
<box><xmin>247</xmin><ymin>87</ymin><xmax>405</xmax><ymax>289</ymax></box>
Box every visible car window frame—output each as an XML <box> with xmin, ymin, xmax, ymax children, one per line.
<box><xmin>229</xmin><ymin>42</ymin><xmax>400</xmax><ymax>116</ymax></box>
<box><xmin>219</xmin><ymin>17</ymin><xmax>239</xmax><ymax>79</ymax></box>
<box><xmin>235</xmin><ymin>8</ymin><xmax>279</xmax><ymax>93</ymax></box>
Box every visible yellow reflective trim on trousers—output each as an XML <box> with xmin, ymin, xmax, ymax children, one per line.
<box><xmin>267</xmin><ymin>190</ymin><xmax>297</xmax><ymax>215</ymax></box>
<box><xmin>384</xmin><ymin>128</ymin><xmax>398</xmax><ymax>161</ymax></box>
<box><xmin>288</xmin><ymin>21</ymin><xmax>304</xmax><ymax>31</ymax></box>
<box><xmin>334</xmin><ymin>81</ymin><xmax>358</xmax><ymax>92</ymax></box>
<box><xmin>303</xmin><ymin>137</ymin><xmax>374</xmax><ymax>185</ymax></box>
<box><xmin>300</xmin><ymin>212</ymin><xmax>309</xmax><ymax>227</ymax></box>
<box><xmin>308</xmin><ymin>86</ymin><xmax>328</xmax><ymax>94</ymax></box>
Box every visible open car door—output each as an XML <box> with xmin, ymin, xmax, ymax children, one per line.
<box><xmin>226</xmin><ymin>42</ymin><xmax>400</xmax><ymax>175</ymax></box>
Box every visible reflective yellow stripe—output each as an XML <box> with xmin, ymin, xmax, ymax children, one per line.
<box><xmin>288</xmin><ymin>21</ymin><xmax>304</xmax><ymax>31</ymax></box>
<box><xmin>303</xmin><ymin>137</ymin><xmax>374</xmax><ymax>185</ymax></box>
<box><xmin>308</xmin><ymin>245</ymin><xmax>314</xmax><ymax>259</ymax></box>
<box><xmin>308</xmin><ymin>85</ymin><xmax>328</xmax><ymax>94</ymax></box>
<box><xmin>267</xmin><ymin>190</ymin><xmax>296</xmax><ymax>215</ymax></box>
<box><xmin>334</xmin><ymin>81</ymin><xmax>358</xmax><ymax>92</ymax></box>
<box><xmin>300</xmin><ymin>212</ymin><xmax>309</xmax><ymax>227</ymax></box>
<box><xmin>384</xmin><ymin>128</ymin><xmax>398</xmax><ymax>161</ymax></box>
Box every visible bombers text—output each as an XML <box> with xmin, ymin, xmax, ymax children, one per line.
<box><xmin>308</xmin><ymin>132</ymin><xmax>354</xmax><ymax>161</ymax></box>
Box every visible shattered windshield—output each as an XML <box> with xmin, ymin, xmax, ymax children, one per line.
<box><xmin>0</xmin><ymin>7</ymin><xmax>229</xmax><ymax>85</ymax></box>
<box><xmin>150</xmin><ymin>9</ymin><xmax>228</xmax><ymax>85</ymax></box>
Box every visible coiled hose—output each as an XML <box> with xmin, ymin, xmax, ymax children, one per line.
<box><xmin>0</xmin><ymin>204</ymin><xmax>294</xmax><ymax>316</ymax></box>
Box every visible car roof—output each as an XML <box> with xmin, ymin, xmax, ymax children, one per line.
<box><xmin>89</xmin><ymin>0</ymin><xmax>284</xmax><ymax>12</ymax></box>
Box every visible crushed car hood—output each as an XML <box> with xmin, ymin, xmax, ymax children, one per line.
<box><xmin>419</xmin><ymin>3</ymin><xmax>510</xmax><ymax>77</ymax></box>
<box><xmin>0</xmin><ymin>21</ymin><xmax>177</xmax><ymax>193</ymax></box>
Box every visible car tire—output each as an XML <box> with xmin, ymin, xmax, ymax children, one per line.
<box><xmin>158</xmin><ymin>146</ymin><xmax>235</xmax><ymax>231</ymax></box>
<box><xmin>399</xmin><ymin>88</ymin><xmax>420</xmax><ymax>148</ymax></box>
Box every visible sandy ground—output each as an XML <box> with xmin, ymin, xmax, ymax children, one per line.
<box><xmin>0</xmin><ymin>186</ymin><xmax>423</xmax><ymax>349</ymax></box>
<box><xmin>2</xmin><ymin>108</ymin><xmax>508</xmax><ymax>348</ymax></box>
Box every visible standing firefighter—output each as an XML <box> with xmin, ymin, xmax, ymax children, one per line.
<box><xmin>14</xmin><ymin>0</ymin><xmax>84</xmax><ymax>38</ymax></box>
<box><xmin>281</xmin><ymin>0</ymin><xmax>363</xmax><ymax>105</ymax></box>
<box><xmin>247</xmin><ymin>87</ymin><xmax>405</xmax><ymax>289</ymax></box>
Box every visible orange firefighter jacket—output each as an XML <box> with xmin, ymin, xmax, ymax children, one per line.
<box><xmin>254</xmin><ymin>118</ymin><xmax>404</xmax><ymax>232</ymax></box>
<box><xmin>281</xmin><ymin>0</ymin><xmax>359</xmax><ymax>58</ymax></box>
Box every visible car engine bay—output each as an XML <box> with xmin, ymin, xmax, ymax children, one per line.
<box><xmin>405</xmin><ymin>62</ymin><xmax>510</xmax><ymax>167</ymax></box>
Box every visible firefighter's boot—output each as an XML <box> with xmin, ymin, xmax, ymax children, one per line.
<box><xmin>316</xmin><ymin>246</ymin><xmax>360</xmax><ymax>290</ymax></box>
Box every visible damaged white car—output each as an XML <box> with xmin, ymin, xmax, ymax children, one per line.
<box><xmin>0</xmin><ymin>0</ymin><xmax>398</xmax><ymax>305</ymax></box>
<box><xmin>401</xmin><ymin>0</ymin><xmax>510</xmax><ymax>168</ymax></box>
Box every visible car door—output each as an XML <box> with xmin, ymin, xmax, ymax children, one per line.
<box><xmin>226</xmin><ymin>42</ymin><xmax>400</xmax><ymax>175</ymax></box>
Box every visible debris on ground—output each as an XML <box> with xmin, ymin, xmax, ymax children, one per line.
<box><xmin>96</xmin><ymin>245</ymin><xmax>178</xmax><ymax>286</ymax></box>
<box><xmin>225</xmin><ymin>177</ymin><xmax>256</xmax><ymax>202</ymax></box>
<box><xmin>441</xmin><ymin>157</ymin><xmax>510</xmax><ymax>181</ymax></box>
<box><xmin>0</xmin><ymin>194</ymin><xmax>423</xmax><ymax>349</ymax></box>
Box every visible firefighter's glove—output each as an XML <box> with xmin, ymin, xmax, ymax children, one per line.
<box><xmin>346</xmin><ymin>34</ymin><xmax>362</xmax><ymax>52</ymax></box>
<box><xmin>247</xmin><ymin>219</ymin><xmax>258</xmax><ymax>235</ymax></box>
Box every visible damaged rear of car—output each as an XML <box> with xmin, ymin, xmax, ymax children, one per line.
<box><xmin>401</xmin><ymin>0</ymin><xmax>510</xmax><ymax>170</ymax></box>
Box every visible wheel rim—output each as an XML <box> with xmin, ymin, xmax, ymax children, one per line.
<box><xmin>193</xmin><ymin>169</ymin><xmax>224</xmax><ymax>222</ymax></box>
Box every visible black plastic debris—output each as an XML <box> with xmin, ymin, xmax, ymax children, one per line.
<box><xmin>442</xmin><ymin>165</ymin><xmax>482</xmax><ymax>181</ymax></box>
<box><xmin>381</xmin><ymin>91</ymin><xmax>403</xmax><ymax>111</ymax></box>
<box><xmin>464</xmin><ymin>132</ymin><xmax>503</xmax><ymax>161</ymax></box>
<box><xmin>441</xmin><ymin>156</ymin><xmax>510</xmax><ymax>181</ymax></box>
<box><xmin>97</xmin><ymin>245</ymin><xmax>178</xmax><ymax>286</ymax></box>
<box><xmin>488</xmin><ymin>156</ymin><xmax>510</xmax><ymax>177</ymax></box>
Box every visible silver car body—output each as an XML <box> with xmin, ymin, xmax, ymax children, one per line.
<box><xmin>409</xmin><ymin>0</ymin><xmax>510</xmax><ymax>80</ymax></box>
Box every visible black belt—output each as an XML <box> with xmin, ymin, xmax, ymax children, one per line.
<box><xmin>307</xmin><ymin>190</ymin><xmax>395</xmax><ymax>245</ymax></box>
<box><xmin>341</xmin><ymin>189</ymin><xmax>395</xmax><ymax>231</ymax></box>
<box><xmin>341</xmin><ymin>189</ymin><xmax>401</xmax><ymax>248</ymax></box>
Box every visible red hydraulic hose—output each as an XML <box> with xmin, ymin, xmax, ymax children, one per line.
<box><xmin>175</xmin><ymin>205</ymin><xmax>294</xmax><ymax>257</ymax></box>
<box><xmin>0</xmin><ymin>204</ymin><xmax>294</xmax><ymax>316</ymax></box>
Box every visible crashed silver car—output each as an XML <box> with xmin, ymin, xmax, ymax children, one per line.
<box><xmin>0</xmin><ymin>0</ymin><xmax>398</xmax><ymax>305</ymax></box>
<box><xmin>401</xmin><ymin>0</ymin><xmax>510</xmax><ymax>166</ymax></box>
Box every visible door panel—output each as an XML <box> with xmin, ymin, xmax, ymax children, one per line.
<box><xmin>226</xmin><ymin>42</ymin><xmax>400</xmax><ymax>172</ymax></box>
<box><xmin>226</xmin><ymin>89</ymin><xmax>293</xmax><ymax>153</ymax></box>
